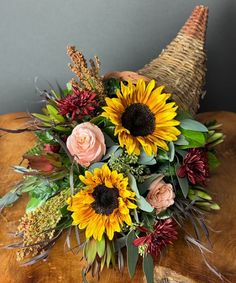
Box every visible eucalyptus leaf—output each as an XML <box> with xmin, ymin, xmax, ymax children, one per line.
<box><xmin>126</xmin><ymin>230</ymin><xmax>139</xmax><ymax>278</ymax></box>
<box><xmin>137</xmin><ymin>196</ymin><xmax>154</xmax><ymax>212</ymax></box>
<box><xmin>168</xmin><ymin>141</ymin><xmax>175</xmax><ymax>162</ymax></box>
<box><xmin>143</xmin><ymin>254</ymin><xmax>154</xmax><ymax>283</ymax></box>
<box><xmin>115</xmin><ymin>235</ymin><xmax>127</xmax><ymax>251</ymax></box>
<box><xmin>103</xmin><ymin>132</ymin><xmax>117</xmax><ymax>147</ymax></box>
<box><xmin>174</xmin><ymin>134</ymin><xmax>189</xmax><ymax>146</ymax></box>
<box><xmin>175</xmin><ymin>149</ymin><xmax>186</xmax><ymax>157</ymax></box>
<box><xmin>138</xmin><ymin>174</ymin><xmax>162</xmax><ymax>195</ymax></box>
<box><xmin>176</xmin><ymin>166</ymin><xmax>189</xmax><ymax>198</ymax></box>
<box><xmin>127</xmin><ymin>173</ymin><xmax>140</xmax><ymax>198</ymax></box>
<box><xmin>102</xmin><ymin>145</ymin><xmax>120</xmax><ymax>161</ymax></box>
<box><xmin>156</xmin><ymin>209</ymin><xmax>172</xmax><ymax>220</ymax></box>
<box><xmin>88</xmin><ymin>162</ymin><xmax>106</xmax><ymax>172</ymax></box>
<box><xmin>0</xmin><ymin>191</ymin><xmax>20</xmax><ymax>211</ymax></box>
<box><xmin>156</xmin><ymin>149</ymin><xmax>169</xmax><ymax>161</ymax></box>
<box><xmin>138</xmin><ymin>150</ymin><xmax>156</xmax><ymax>165</ymax></box>
<box><xmin>180</xmin><ymin>119</ymin><xmax>208</xmax><ymax>132</ymax></box>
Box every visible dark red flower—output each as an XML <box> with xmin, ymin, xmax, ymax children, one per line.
<box><xmin>133</xmin><ymin>219</ymin><xmax>177</xmax><ymax>257</ymax></box>
<box><xmin>177</xmin><ymin>148</ymin><xmax>208</xmax><ymax>185</ymax></box>
<box><xmin>57</xmin><ymin>86</ymin><xmax>98</xmax><ymax>121</ymax></box>
<box><xmin>44</xmin><ymin>144</ymin><xmax>60</xmax><ymax>153</ymax></box>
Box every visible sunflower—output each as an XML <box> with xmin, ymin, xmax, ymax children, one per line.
<box><xmin>101</xmin><ymin>79</ymin><xmax>181</xmax><ymax>156</ymax></box>
<box><xmin>67</xmin><ymin>164</ymin><xmax>136</xmax><ymax>241</ymax></box>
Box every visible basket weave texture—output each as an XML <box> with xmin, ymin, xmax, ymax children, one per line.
<box><xmin>104</xmin><ymin>5</ymin><xmax>209</xmax><ymax>116</ymax></box>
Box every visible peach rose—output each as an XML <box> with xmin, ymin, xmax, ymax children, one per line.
<box><xmin>66</xmin><ymin>122</ymin><xmax>106</xmax><ymax>167</ymax></box>
<box><xmin>146</xmin><ymin>175</ymin><xmax>175</xmax><ymax>214</ymax></box>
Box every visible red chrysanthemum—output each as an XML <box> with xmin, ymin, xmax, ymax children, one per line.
<box><xmin>177</xmin><ymin>148</ymin><xmax>209</xmax><ymax>185</ymax></box>
<box><xmin>133</xmin><ymin>219</ymin><xmax>177</xmax><ymax>257</ymax></box>
<box><xmin>57</xmin><ymin>86</ymin><xmax>98</xmax><ymax>121</ymax></box>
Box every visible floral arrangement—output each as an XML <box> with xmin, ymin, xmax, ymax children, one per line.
<box><xmin>0</xmin><ymin>6</ymin><xmax>225</xmax><ymax>283</ymax></box>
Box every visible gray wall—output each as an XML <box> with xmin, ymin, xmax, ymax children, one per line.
<box><xmin>0</xmin><ymin>0</ymin><xmax>235</xmax><ymax>114</ymax></box>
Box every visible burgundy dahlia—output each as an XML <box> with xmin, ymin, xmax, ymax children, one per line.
<box><xmin>177</xmin><ymin>148</ymin><xmax>209</xmax><ymax>185</ymax></box>
<box><xmin>57</xmin><ymin>86</ymin><xmax>98</xmax><ymax>121</ymax></box>
<box><xmin>133</xmin><ymin>219</ymin><xmax>177</xmax><ymax>257</ymax></box>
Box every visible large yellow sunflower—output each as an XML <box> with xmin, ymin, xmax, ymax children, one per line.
<box><xmin>67</xmin><ymin>164</ymin><xmax>136</xmax><ymax>241</ymax></box>
<box><xmin>101</xmin><ymin>79</ymin><xmax>181</xmax><ymax>156</ymax></box>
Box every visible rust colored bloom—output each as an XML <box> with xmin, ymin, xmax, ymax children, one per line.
<box><xmin>133</xmin><ymin>219</ymin><xmax>177</xmax><ymax>257</ymax></box>
<box><xmin>177</xmin><ymin>148</ymin><xmax>208</xmax><ymax>185</ymax></box>
<box><xmin>24</xmin><ymin>155</ymin><xmax>54</xmax><ymax>172</ymax></box>
<box><xmin>57</xmin><ymin>86</ymin><xmax>98</xmax><ymax>121</ymax></box>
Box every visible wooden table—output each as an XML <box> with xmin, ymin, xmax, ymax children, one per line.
<box><xmin>0</xmin><ymin>112</ymin><xmax>236</xmax><ymax>283</ymax></box>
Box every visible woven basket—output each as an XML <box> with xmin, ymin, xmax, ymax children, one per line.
<box><xmin>104</xmin><ymin>5</ymin><xmax>209</xmax><ymax>116</ymax></box>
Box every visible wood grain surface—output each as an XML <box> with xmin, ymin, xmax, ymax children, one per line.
<box><xmin>0</xmin><ymin>112</ymin><xmax>236</xmax><ymax>283</ymax></box>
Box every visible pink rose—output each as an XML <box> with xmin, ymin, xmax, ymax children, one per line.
<box><xmin>146</xmin><ymin>175</ymin><xmax>175</xmax><ymax>214</ymax></box>
<box><xmin>66</xmin><ymin>122</ymin><xmax>106</xmax><ymax>167</ymax></box>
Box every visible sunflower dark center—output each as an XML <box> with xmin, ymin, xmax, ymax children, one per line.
<box><xmin>121</xmin><ymin>103</ymin><xmax>155</xmax><ymax>137</ymax></box>
<box><xmin>91</xmin><ymin>185</ymin><xmax>119</xmax><ymax>215</ymax></box>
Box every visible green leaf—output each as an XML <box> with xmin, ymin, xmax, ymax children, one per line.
<box><xmin>54</xmin><ymin>125</ymin><xmax>68</xmax><ymax>132</ymax></box>
<box><xmin>32</xmin><ymin>113</ymin><xmax>51</xmax><ymax>122</ymax></box>
<box><xmin>106</xmin><ymin>241</ymin><xmax>112</xmax><ymax>268</ymax></box>
<box><xmin>156</xmin><ymin>209</ymin><xmax>172</xmax><ymax>219</ymax></box>
<box><xmin>114</xmin><ymin>236</ymin><xmax>127</xmax><ymax>251</ymax></box>
<box><xmin>102</xmin><ymin>145</ymin><xmax>120</xmax><ymax>161</ymax></box>
<box><xmin>127</xmin><ymin>173</ymin><xmax>140</xmax><ymax>198</ymax></box>
<box><xmin>138</xmin><ymin>174</ymin><xmax>162</xmax><ymax>195</ymax></box>
<box><xmin>0</xmin><ymin>191</ymin><xmax>20</xmax><ymax>211</ymax></box>
<box><xmin>87</xmin><ymin>239</ymin><xmax>97</xmax><ymax>264</ymax></box>
<box><xmin>35</xmin><ymin>131</ymin><xmax>55</xmax><ymax>143</ymax></box>
<box><xmin>96</xmin><ymin>237</ymin><xmax>105</xmax><ymax>257</ymax></box>
<box><xmin>89</xmin><ymin>162</ymin><xmax>106</xmax><ymax>172</ymax></box>
<box><xmin>138</xmin><ymin>149</ymin><xmax>156</xmax><ymax>165</ymax></box>
<box><xmin>176</xmin><ymin>111</ymin><xmax>192</xmax><ymax>121</ymax></box>
<box><xmin>207</xmin><ymin>152</ymin><xmax>220</xmax><ymax>170</ymax></box>
<box><xmin>180</xmin><ymin>119</ymin><xmax>208</xmax><ymax>132</ymax></box>
<box><xmin>126</xmin><ymin>230</ymin><xmax>139</xmax><ymax>278</ymax></box>
<box><xmin>46</xmin><ymin>105</ymin><xmax>65</xmax><ymax>123</ymax></box>
<box><xmin>60</xmin><ymin>205</ymin><xmax>70</xmax><ymax>217</ymax></box>
<box><xmin>26</xmin><ymin>197</ymin><xmax>45</xmax><ymax>212</ymax></box>
<box><xmin>82</xmin><ymin>268</ymin><xmax>89</xmax><ymax>283</ymax></box>
<box><xmin>66</xmin><ymin>82</ymin><xmax>72</xmax><ymax>91</ymax></box>
<box><xmin>137</xmin><ymin>196</ymin><xmax>154</xmax><ymax>212</ymax></box>
<box><xmin>156</xmin><ymin>149</ymin><xmax>169</xmax><ymax>162</ymax></box>
<box><xmin>176</xmin><ymin>166</ymin><xmax>189</xmax><ymax>198</ymax></box>
<box><xmin>210</xmin><ymin>203</ymin><xmax>220</xmax><ymax>210</ymax></box>
<box><xmin>174</xmin><ymin>134</ymin><xmax>189</xmax><ymax>146</ymax></box>
<box><xmin>103</xmin><ymin>132</ymin><xmax>117</xmax><ymax>147</ymax></box>
<box><xmin>167</xmin><ymin>141</ymin><xmax>175</xmax><ymax>162</ymax></box>
<box><xmin>143</xmin><ymin>254</ymin><xmax>154</xmax><ymax>283</ymax></box>
<box><xmin>90</xmin><ymin>115</ymin><xmax>106</xmax><ymax>126</ymax></box>
<box><xmin>179</xmin><ymin>129</ymin><xmax>206</xmax><ymax>149</ymax></box>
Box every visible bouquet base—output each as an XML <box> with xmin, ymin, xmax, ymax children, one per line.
<box><xmin>1</xmin><ymin>111</ymin><xmax>236</xmax><ymax>283</ymax></box>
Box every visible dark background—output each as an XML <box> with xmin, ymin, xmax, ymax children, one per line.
<box><xmin>0</xmin><ymin>0</ymin><xmax>235</xmax><ymax>114</ymax></box>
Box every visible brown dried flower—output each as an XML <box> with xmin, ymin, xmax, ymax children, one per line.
<box><xmin>17</xmin><ymin>190</ymin><xmax>69</xmax><ymax>260</ymax></box>
<box><xmin>67</xmin><ymin>46</ymin><xmax>105</xmax><ymax>103</ymax></box>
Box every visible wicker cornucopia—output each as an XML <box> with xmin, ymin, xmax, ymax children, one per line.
<box><xmin>104</xmin><ymin>5</ymin><xmax>209</xmax><ymax>116</ymax></box>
